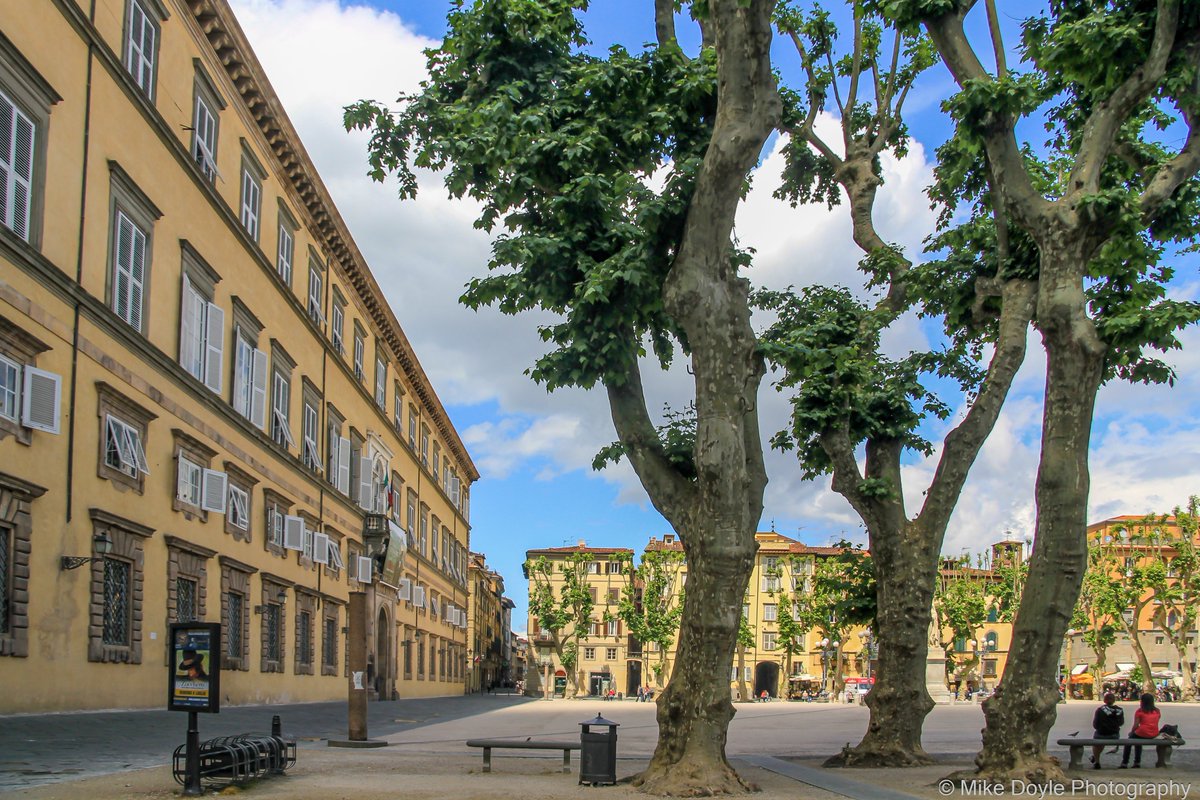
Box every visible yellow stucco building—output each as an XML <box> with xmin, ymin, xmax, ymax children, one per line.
<box><xmin>0</xmin><ymin>0</ymin><xmax>477</xmax><ymax>712</ymax></box>
<box><xmin>525</xmin><ymin>544</ymin><xmax>635</xmax><ymax>698</ymax></box>
<box><xmin>466</xmin><ymin>550</ymin><xmax>506</xmax><ymax>692</ymax></box>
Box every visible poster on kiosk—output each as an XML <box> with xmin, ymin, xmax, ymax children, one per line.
<box><xmin>169</xmin><ymin>622</ymin><xmax>222</xmax><ymax>713</ymax></box>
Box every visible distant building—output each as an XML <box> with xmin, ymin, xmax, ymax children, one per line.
<box><xmin>525</xmin><ymin>542</ymin><xmax>635</xmax><ymax>698</ymax></box>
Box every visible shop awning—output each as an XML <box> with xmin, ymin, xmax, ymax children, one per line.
<box><xmin>789</xmin><ymin>674</ymin><xmax>819</xmax><ymax>681</ymax></box>
<box><xmin>1070</xmin><ymin>673</ymin><xmax>1094</xmax><ymax>684</ymax></box>
<box><xmin>1071</xmin><ymin>664</ymin><xmax>1089</xmax><ymax>675</ymax></box>
<box><xmin>1116</xmin><ymin>663</ymin><xmax>1136</xmax><ymax>671</ymax></box>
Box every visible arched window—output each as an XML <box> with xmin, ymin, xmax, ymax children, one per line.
<box><xmin>371</xmin><ymin>456</ymin><xmax>388</xmax><ymax>514</ymax></box>
<box><xmin>987</xmin><ymin>607</ymin><xmax>999</xmax><ymax>623</ymax></box>
<box><xmin>985</xmin><ymin>631</ymin><xmax>998</xmax><ymax>652</ymax></box>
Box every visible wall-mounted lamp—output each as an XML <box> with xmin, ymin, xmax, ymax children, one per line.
<box><xmin>254</xmin><ymin>589</ymin><xmax>288</xmax><ymax>614</ymax></box>
<box><xmin>61</xmin><ymin>531</ymin><xmax>114</xmax><ymax>571</ymax></box>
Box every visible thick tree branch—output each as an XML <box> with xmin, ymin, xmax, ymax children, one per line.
<box><xmin>606</xmin><ymin>361</ymin><xmax>696</xmax><ymax>527</ymax></box>
<box><xmin>924</xmin><ymin>12</ymin><xmax>1050</xmax><ymax>226</ymax></box>
<box><xmin>1140</xmin><ymin>120</ymin><xmax>1200</xmax><ymax>217</ymax></box>
<box><xmin>883</xmin><ymin>31</ymin><xmax>901</xmax><ymax>114</ymax></box>
<box><xmin>984</xmin><ymin>0</ymin><xmax>1006</xmax><ymax>78</ymax></box>
<box><xmin>786</xmin><ymin>30</ymin><xmax>831</xmax><ymax>138</ymax></box>
<box><xmin>917</xmin><ymin>279</ymin><xmax>1036</xmax><ymax>536</ymax></box>
<box><xmin>820</xmin><ymin>428</ymin><xmax>878</xmax><ymax>525</ymax></box>
<box><xmin>864</xmin><ymin>437</ymin><xmax>907</xmax><ymax>533</ymax></box>
<box><xmin>1070</xmin><ymin>0</ymin><xmax>1180</xmax><ymax>197</ymax></box>
<box><xmin>845</xmin><ymin>2</ymin><xmax>865</xmax><ymax>148</ymax></box>
<box><xmin>655</xmin><ymin>0</ymin><xmax>676</xmax><ymax>46</ymax></box>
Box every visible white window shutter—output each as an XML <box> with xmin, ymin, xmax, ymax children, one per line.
<box><xmin>179</xmin><ymin>275</ymin><xmax>198</xmax><ymax>375</ymax></box>
<box><xmin>357</xmin><ymin>456</ymin><xmax>373</xmax><ymax>510</ymax></box>
<box><xmin>250</xmin><ymin>348</ymin><xmax>268</xmax><ymax>429</ymax></box>
<box><xmin>200</xmin><ymin>469</ymin><xmax>227</xmax><ymax>513</ymax></box>
<box><xmin>127</xmin><ymin>427</ymin><xmax>150</xmax><ymax>474</ymax></box>
<box><xmin>398</xmin><ymin>578</ymin><xmax>411</xmax><ymax>601</ymax></box>
<box><xmin>327</xmin><ymin>539</ymin><xmax>343</xmax><ymax>570</ymax></box>
<box><xmin>21</xmin><ymin>366</ymin><xmax>61</xmax><ymax>434</ymax></box>
<box><xmin>312</xmin><ymin>532</ymin><xmax>330</xmax><ymax>565</ymax></box>
<box><xmin>336</xmin><ymin>437</ymin><xmax>351</xmax><ymax>494</ymax></box>
<box><xmin>204</xmin><ymin>302</ymin><xmax>224</xmax><ymax>393</ymax></box>
<box><xmin>414</xmin><ymin>586</ymin><xmax>426</xmax><ymax>608</ymax></box>
<box><xmin>232</xmin><ymin>340</ymin><xmax>248</xmax><ymax>416</ymax></box>
<box><xmin>283</xmin><ymin>515</ymin><xmax>305</xmax><ymax>551</ymax></box>
<box><xmin>356</xmin><ymin>556</ymin><xmax>373</xmax><ymax>583</ymax></box>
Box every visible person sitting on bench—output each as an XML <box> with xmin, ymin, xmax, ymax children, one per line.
<box><xmin>1090</xmin><ymin>692</ymin><xmax>1124</xmax><ymax>769</ymax></box>
<box><xmin>1120</xmin><ymin>692</ymin><xmax>1160</xmax><ymax>769</ymax></box>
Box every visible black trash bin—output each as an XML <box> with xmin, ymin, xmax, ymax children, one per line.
<box><xmin>579</xmin><ymin>714</ymin><xmax>619</xmax><ymax>786</ymax></box>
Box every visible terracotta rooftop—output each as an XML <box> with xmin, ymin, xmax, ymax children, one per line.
<box><xmin>525</xmin><ymin>546</ymin><xmax>635</xmax><ymax>556</ymax></box>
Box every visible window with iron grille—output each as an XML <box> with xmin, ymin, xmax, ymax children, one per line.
<box><xmin>226</xmin><ymin>592</ymin><xmax>244</xmax><ymax>658</ymax></box>
<box><xmin>323</xmin><ymin>617</ymin><xmax>337</xmax><ymax>668</ymax></box>
<box><xmin>403</xmin><ymin>631</ymin><xmax>412</xmax><ymax>676</ymax></box>
<box><xmin>103</xmin><ymin>557</ymin><xmax>131</xmax><ymax>646</ymax></box>
<box><xmin>265</xmin><ymin>604</ymin><xmax>281</xmax><ymax>663</ymax></box>
<box><xmin>417</xmin><ymin>640</ymin><xmax>425</xmax><ymax>678</ymax></box>
<box><xmin>176</xmin><ymin>577</ymin><xmax>197</xmax><ymax>623</ymax></box>
<box><xmin>298</xmin><ymin>610</ymin><xmax>312</xmax><ymax>667</ymax></box>
<box><xmin>0</xmin><ymin>526</ymin><xmax>9</xmax><ymax>633</ymax></box>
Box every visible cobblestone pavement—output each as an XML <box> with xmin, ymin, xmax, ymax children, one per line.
<box><xmin>0</xmin><ymin>690</ymin><xmax>521</xmax><ymax>791</ymax></box>
<box><xmin>4</xmin><ymin>694</ymin><xmax>1200</xmax><ymax>794</ymax></box>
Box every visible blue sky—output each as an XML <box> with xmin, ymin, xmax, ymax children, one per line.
<box><xmin>230</xmin><ymin>0</ymin><xmax>1200</xmax><ymax>631</ymax></box>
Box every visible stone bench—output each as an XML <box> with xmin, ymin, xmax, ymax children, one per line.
<box><xmin>1057</xmin><ymin>737</ymin><xmax>1185</xmax><ymax>769</ymax></box>
<box><xmin>465</xmin><ymin>738</ymin><xmax>581</xmax><ymax>773</ymax></box>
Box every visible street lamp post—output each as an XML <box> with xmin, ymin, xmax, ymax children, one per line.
<box><xmin>1063</xmin><ymin>628</ymin><xmax>1077</xmax><ymax>702</ymax></box>
<box><xmin>857</xmin><ymin>630</ymin><xmax>875</xmax><ymax>682</ymax></box>
<box><xmin>818</xmin><ymin>638</ymin><xmax>841</xmax><ymax>700</ymax></box>
<box><xmin>975</xmin><ymin>639</ymin><xmax>986</xmax><ymax>694</ymax></box>
<box><xmin>818</xmin><ymin>638</ymin><xmax>829</xmax><ymax>696</ymax></box>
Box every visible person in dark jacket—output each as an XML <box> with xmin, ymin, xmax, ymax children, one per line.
<box><xmin>1091</xmin><ymin>692</ymin><xmax>1125</xmax><ymax>769</ymax></box>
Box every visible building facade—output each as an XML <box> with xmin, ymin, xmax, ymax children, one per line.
<box><xmin>1060</xmin><ymin>513</ymin><xmax>1198</xmax><ymax>699</ymax></box>
<box><xmin>0</xmin><ymin>0</ymin><xmax>476</xmax><ymax>712</ymax></box>
<box><xmin>643</xmin><ymin>531</ymin><xmax>872</xmax><ymax>700</ymax></box>
<box><xmin>466</xmin><ymin>551</ymin><xmax>505</xmax><ymax>692</ymax></box>
<box><xmin>526</xmin><ymin>544</ymin><xmax>634</xmax><ymax>698</ymax></box>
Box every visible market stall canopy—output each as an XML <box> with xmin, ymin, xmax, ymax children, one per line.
<box><xmin>1070</xmin><ymin>673</ymin><xmax>1093</xmax><ymax>684</ymax></box>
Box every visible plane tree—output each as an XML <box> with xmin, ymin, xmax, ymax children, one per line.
<box><xmin>758</xmin><ymin>0</ymin><xmax>1037</xmax><ymax>767</ymax></box>
<box><xmin>618</xmin><ymin>548</ymin><xmax>686</xmax><ymax>688</ymax></box>
<box><xmin>347</xmin><ymin>0</ymin><xmax>780</xmax><ymax>793</ymax></box>
<box><xmin>882</xmin><ymin>0</ymin><xmax>1200</xmax><ymax>781</ymax></box>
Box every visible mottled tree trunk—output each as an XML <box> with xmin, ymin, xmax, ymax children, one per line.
<box><xmin>1123</xmin><ymin>616</ymin><xmax>1156</xmax><ymax>693</ymax></box>
<box><xmin>637</xmin><ymin>532</ymin><xmax>758</xmax><ymax>794</ymax></box>
<box><xmin>829</xmin><ymin>520</ymin><xmax>936</xmax><ymax>766</ymax></box>
<box><xmin>973</xmin><ymin>264</ymin><xmax>1105</xmax><ymax>783</ymax></box>
<box><xmin>624</xmin><ymin>1</ymin><xmax>776</xmax><ymax>794</ymax></box>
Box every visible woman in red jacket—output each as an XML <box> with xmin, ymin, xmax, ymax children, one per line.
<box><xmin>1119</xmin><ymin>692</ymin><xmax>1161</xmax><ymax>768</ymax></box>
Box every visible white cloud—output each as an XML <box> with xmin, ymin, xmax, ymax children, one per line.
<box><xmin>232</xmin><ymin>0</ymin><xmax>1200</xmax><ymax>562</ymax></box>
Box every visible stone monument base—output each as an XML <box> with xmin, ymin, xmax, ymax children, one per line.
<box><xmin>926</xmin><ymin>647</ymin><xmax>953</xmax><ymax>704</ymax></box>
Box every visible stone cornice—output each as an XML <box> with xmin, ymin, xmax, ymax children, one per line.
<box><xmin>186</xmin><ymin>0</ymin><xmax>478</xmax><ymax>482</ymax></box>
